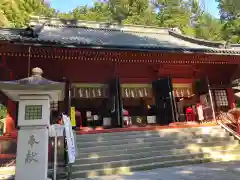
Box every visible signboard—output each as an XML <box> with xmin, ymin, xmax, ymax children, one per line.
<box><xmin>147</xmin><ymin>116</ymin><xmax>156</xmax><ymax>124</ymax></box>
<box><xmin>49</xmin><ymin>124</ymin><xmax>64</xmax><ymax>137</ymax></box>
<box><xmin>130</xmin><ymin>116</ymin><xmax>147</xmax><ymax>126</ymax></box>
<box><xmin>62</xmin><ymin>114</ymin><xmax>76</xmax><ymax>164</ymax></box>
<box><xmin>70</xmin><ymin>107</ymin><xmax>76</xmax><ymax>127</ymax></box>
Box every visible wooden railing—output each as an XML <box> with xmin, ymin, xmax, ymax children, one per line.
<box><xmin>217</xmin><ymin>111</ymin><xmax>240</xmax><ymax>138</ymax></box>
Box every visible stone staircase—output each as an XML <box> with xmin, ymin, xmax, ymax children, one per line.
<box><xmin>72</xmin><ymin>126</ymin><xmax>240</xmax><ymax>178</ymax></box>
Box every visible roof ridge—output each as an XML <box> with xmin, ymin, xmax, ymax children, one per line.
<box><xmin>232</xmin><ymin>44</ymin><xmax>240</xmax><ymax>47</ymax></box>
<box><xmin>29</xmin><ymin>16</ymin><xmax>169</xmax><ymax>34</ymax></box>
<box><xmin>169</xmin><ymin>31</ymin><xmax>225</xmax><ymax>49</ymax></box>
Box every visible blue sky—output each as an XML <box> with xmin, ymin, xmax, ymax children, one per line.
<box><xmin>49</xmin><ymin>0</ymin><xmax>219</xmax><ymax>18</ymax></box>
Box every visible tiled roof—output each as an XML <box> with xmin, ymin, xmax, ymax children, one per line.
<box><xmin>231</xmin><ymin>44</ymin><xmax>240</xmax><ymax>51</ymax></box>
<box><xmin>0</xmin><ymin>16</ymin><xmax>239</xmax><ymax>55</ymax></box>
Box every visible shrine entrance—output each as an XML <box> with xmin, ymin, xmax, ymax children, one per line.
<box><xmin>121</xmin><ymin>84</ymin><xmax>155</xmax><ymax>126</ymax></box>
<box><xmin>71</xmin><ymin>84</ymin><xmax>109</xmax><ymax>129</ymax></box>
<box><xmin>70</xmin><ymin>79</ymin><xmax>197</xmax><ymax>129</ymax></box>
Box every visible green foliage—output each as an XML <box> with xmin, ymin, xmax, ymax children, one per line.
<box><xmin>0</xmin><ymin>0</ymin><xmax>55</xmax><ymax>28</ymax></box>
<box><xmin>216</xmin><ymin>0</ymin><xmax>240</xmax><ymax>43</ymax></box>
<box><xmin>195</xmin><ymin>13</ymin><xmax>223</xmax><ymax>41</ymax></box>
<box><xmin>0</xmin><ymin>0</ymin><xmax>239</xmax><ymax>43</ymax></box>
<box><xmin>0</xmin><ymin>104</ymin><xmax>7</xmax><ymax>119</ymax></box>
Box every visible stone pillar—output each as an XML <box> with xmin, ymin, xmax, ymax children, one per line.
<box><xmin>0</xmin><ymin>67</ymin><xmax>65</xmax><ymax>180</ymax></box>
<box><xmin>15</xmin><ymin>95</ymin><xmax>50</xmax><ymax>180</ymax></box>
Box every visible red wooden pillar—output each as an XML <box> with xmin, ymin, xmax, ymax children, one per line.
<box><xmin>227</xmin><ymin>88</ymin><xmax>235</xmax><ymax>109</ymax></box>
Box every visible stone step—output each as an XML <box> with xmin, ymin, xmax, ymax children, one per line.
<box><xmin>77</xmin><ymin>136</ymin><xmax>236</xmax><ymax>153</ymax></box>
<box><xmin>77</xmin><ymin>133</ymin><xmax>231</xmax><ymax>148</ymax></box>
<box><xmin>73</xmin><ymin>149</ymin><xmax>240</xmax><ymax>172</ymax></box>
<box><xmin>75</xmin><ymin>146</ymin><xmax>240</xmax><ymax>165</ymax></box>
<box><xmin>71</xmin><ymin>155</ymin><xmax>238</xmax><ymax>179</ymax></box>
<box><xmin>77</xmin><ymin>140</ymin><xmax>239</xmax><ymax>157</ymax></box>
<box><xmin>76</xmin><ymin>126</ymin><xmax>222</xmax><ymax>141</ymax></box>
<box><xmin>76</xmin><ymin>130</ymin><xmax>229</xmax><ymax>143</ymax></box>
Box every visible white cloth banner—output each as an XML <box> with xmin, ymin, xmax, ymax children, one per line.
<box><xmin>197</xmin><ymin>104</ymin><xmax>204</xmax><ymax>121</ymax></box>
<box><xmin>62</xmin><ymin>114</ymin><xmax>76</xmax><ymax>164</ymax></box>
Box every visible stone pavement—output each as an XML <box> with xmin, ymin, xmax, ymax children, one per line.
<box><xmin>76</xmin><ymin>161</ymin><xmax>240</xmax><ymax>180</ymax></box>
<box><xmin>1</xmin><ymin>161</ymin><xmax>240</xmax><ymax>179</ymax></box>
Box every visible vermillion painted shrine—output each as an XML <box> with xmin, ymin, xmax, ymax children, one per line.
<box><xmin>0</xmin><ymin>16</ymin><xmax>240</xmax><ymax>131</ymax></box>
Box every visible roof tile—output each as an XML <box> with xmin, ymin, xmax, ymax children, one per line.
<box><xmin>0</xmin><ymin>16</ymin><xmax>239</xmax><ymax>55</ymax></box>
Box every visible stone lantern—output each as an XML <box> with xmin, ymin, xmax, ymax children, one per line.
<box><xmin>0</xmin><ymin>67</ymin><xmax>65</xmax><ymax>180</ymax></box>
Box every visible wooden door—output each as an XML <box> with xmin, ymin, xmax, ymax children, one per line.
<box><xmin>108</xmin><ymin>77</ymin><xmax>123</xmax><ymax>127</ymax></box>
<box><xmin>152</xmin><ymin>77</ymin><xmax>177</xmax><ymax>125</ymax></box>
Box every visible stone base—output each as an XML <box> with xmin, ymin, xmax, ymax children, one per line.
<box><xmin>15</xmin><ymin>128</ymin><xmax>48</xmax><ymax>180</ymax></box>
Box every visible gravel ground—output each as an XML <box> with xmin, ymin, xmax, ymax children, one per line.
<box><xmin>74</xmin><ymin>161</ymin><xmax>240</xmax><ymax>180</ymax></box>
<box><xmin>2</xmin><ymin>161</ymin><xmax>240</xmax><ymax>180</ymax></box>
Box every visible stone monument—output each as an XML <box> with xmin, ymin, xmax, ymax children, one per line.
<box><xmin>0</xmin><ymin>67</ymin><xmax>65</xmax><ymax>180</ymax></box>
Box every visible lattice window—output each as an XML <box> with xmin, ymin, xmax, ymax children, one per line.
<box><xmin>214</xmin><ymin>90</ymin><xmax>228</xmax><ymax>107</ymax></box>
<box><xmin>25</xmin><ymin>105</ymin><xmax>42</xmax><ymax>120</ymax></box>
<box><xmin>50</xmin><ymin>101</ymin><xmax>58</xmax><ymax>111</ymax></box>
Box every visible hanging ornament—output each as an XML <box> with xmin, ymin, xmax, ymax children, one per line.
<box><xmin>144</xmin><ymin>88</ymin><xmax>147</xmax><ymax>96</ymax></box>
<box><xmin>86</xmin><ymin>89</ymin><xmax>89</xmax><ymax>98</ymax></box>
<box><xmin>92</xmin><ymin>88</ymin><xmax>96</xmax><ymax>98</ymax></box>
<box><xmin>78</xmin><ymin>88</ymin><xmax>83</xmax><ymax>98</ymax></box>
<box><xmin>131</xmin><ymin>89</ymin><xmax>135</xmax><ymax>98</ymax></box>
<box><xmin>187</xmin><ymin>89</ymin><xmax>190</xmax><ymax>97</ymax></box>
<box><xmin>125</xmin><ymin>88</ymin><xmax>129</xmax><ymax>97</ymax></box>
<box><xmin>98</xmin><ymin>88</ymin><xmax>102</xmax><ymax>97</ymax></box>
<box><xmin>176</xmin><ymin>89</ymin><xmax>180</xmax><ymax>97</ymax></box>
<box><xmin>180</xmin><ymin>89</ymin><xmax>184</xmax><ymax>97</ymax></box>
<box><xmin>139</xmin><ymin>89</ymin><xmax>143</xmax><ymax>97</ymax></box>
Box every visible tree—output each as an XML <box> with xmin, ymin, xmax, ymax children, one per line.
<box><xmin>195</xmin><ymin>13</ymin><xmax>222</xmax><ymax>41</ymax></box>
<box><xmin>153</xmin><ymin>0</ymin><xmax>196</xmax><ymax>35</ymax></box>
<box><xmin>0</xmin><ymin>0</ymin><xmax>56</xmax><ymax>28</ymax></box>
<box><xmin>216</xmin><ymin>0</ymin><xmax>240</xmax><ymax>43</ymax></box>
<box><xmin>216</xmin><ymin>0</ymin><xmax>240</xmax><ymax>20</ymax></box>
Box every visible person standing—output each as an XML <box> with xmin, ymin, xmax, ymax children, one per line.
<box><xmin>186</xmin><ymin>105</ymin><xmax>195</xmax><ymax>122</ymax></box>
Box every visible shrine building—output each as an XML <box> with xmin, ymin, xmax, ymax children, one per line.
<box><xmin>0</xmin><ymin>16</ymin><xmax>240</xmax><ymax>131</ymax></box>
